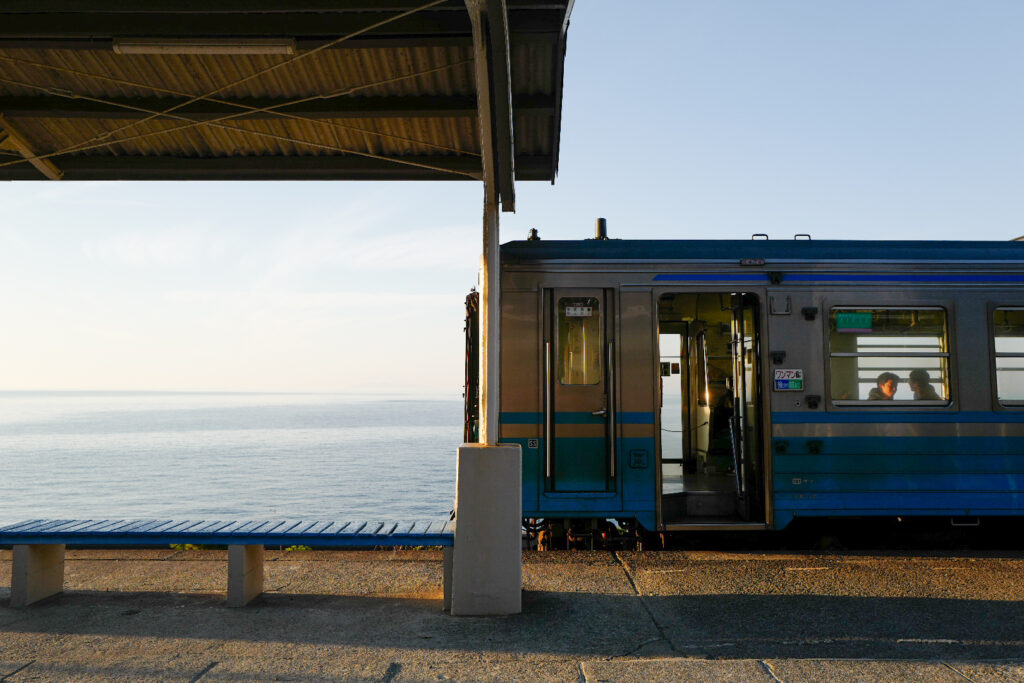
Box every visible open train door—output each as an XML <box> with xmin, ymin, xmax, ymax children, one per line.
<box><xmin>658</xmin><ymin>292</ymin><xmax>766</xmax><ymax>527</ymax></box>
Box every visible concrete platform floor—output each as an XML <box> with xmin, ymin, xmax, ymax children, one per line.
<box><xmin>1</xmin><ymin>547</ymin><xmax>1023</xmax><ymax>681</ymax></box>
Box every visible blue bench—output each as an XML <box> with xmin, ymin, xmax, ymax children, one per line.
<box><xmin>0</xmin><ymin>519</ymin><xmax>454</xmax><ymax>607</ymax></box>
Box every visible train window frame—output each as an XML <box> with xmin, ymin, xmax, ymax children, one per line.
<box><xmin>990</xmin><ymin>305</ymin><xmax>1024</xmax><ymax>408</ymax></box>
<box><xmin>556</xmin><ymin>295</ymin><xmax>603</xmax><ymax>386</ymax></box>
<box><xmin>826</xmin><ymin>305</ymin><xmax>952</xmax><ymax>407</ymax></box>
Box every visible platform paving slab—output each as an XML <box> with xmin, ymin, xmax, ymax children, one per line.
<box><xmin>1</xmin><ymin>548</ymin><xmax>1023</xmax><ymax>681</ymax></box>
<box><xmin>615</xmin><ymin>550</ymin><xmax>1024</xmax><ymax>660</ymax></box>
<box><xmin>953</xmin><ymin>661</ymin><xmax>1024</xmax><ymax>681</ymax></box>
<box><xmin>581</xmin><ymin>658</ymin><xmax>1024</xmax><ymax>682</ymax></box>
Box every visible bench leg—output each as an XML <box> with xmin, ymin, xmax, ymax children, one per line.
<box><xmin>227</xmin><ymin>544</ymin><xmax>264</xmax><ymax>607</ymax></box>
<box><xmin>442</xmin><ymin>546</ymin><xmax>453</xmax><ymax>612</ymax></box>
<box><xmin>11</xmin><ymin>544</ymin><xmax>65</xmax><ymax>607</ymax></box>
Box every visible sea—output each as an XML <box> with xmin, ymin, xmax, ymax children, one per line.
<box><xmin>0</xmin><ymin>392</ymin><xmax>462</xmax><ymax>526</ymax></box>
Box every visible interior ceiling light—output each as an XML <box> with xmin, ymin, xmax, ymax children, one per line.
<box><xmin>113</xmin><ymin>38</ymin><xmax>296</xmax><ymax>55</ymax></box>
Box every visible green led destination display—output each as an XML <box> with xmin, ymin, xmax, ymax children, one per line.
<box><xmin>836</xmin><ymin>311</ymin><xmax>873</xmax><ymax>333</ymax></box>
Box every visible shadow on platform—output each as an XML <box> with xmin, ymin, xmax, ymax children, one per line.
<box><xmin>2</xmin><ymin>590</ymin><xmax>1023</xmax><ymax>661</ymax></box>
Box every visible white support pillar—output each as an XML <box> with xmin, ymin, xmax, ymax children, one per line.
<box><xmin>466</xmin><ymin>0</ymin><xmax>502</xmax><ymax>446</ymax></box>
<box><xmin>480</xmin><ymin>187</ymin><xmax>501</xmax><ymax>444</ymax></box>
<box><xmin>227</xmin><ymin>544</ymin><xmax>264</xmax><ymax>607</ymax></box>
<box><xmin>11</xmin><ymin>544</ymin><xmax>65</xmax><ymax>607</ymax></box>
<box><xmin>449</xmin><ymin>0</ymin><xmax>523</xmax><ymax>616</ymax></box>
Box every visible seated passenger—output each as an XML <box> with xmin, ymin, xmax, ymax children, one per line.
<box><xmin>868</xmin><ymin>372</ymin><xmax>899</xmax><ymax>400</ymax></box>
<box><xmin>909</xmin><ymin>369</ymin><xmax>941</xmax><ymax>400</ymax></box>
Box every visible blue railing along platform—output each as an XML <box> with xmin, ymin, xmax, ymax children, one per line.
<box><xmin>1</xmin><ymin>518</ymin><xmax>455</xmax><ymax>608</ymax></box>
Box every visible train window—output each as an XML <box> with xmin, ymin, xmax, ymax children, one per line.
<box><xmin>828</xmin><ymin>307</ymin><xmax>950</xmax><ymax>404</ymax></box>
<box><xmin>993</xmin><ymin>308</ymin><xmax>1024</xmax><ymax>404</ymax></box>
<box><xmin>558</xmin><ymin>297</ymin><xmax>601</xmax><ymax>385</ymax></box>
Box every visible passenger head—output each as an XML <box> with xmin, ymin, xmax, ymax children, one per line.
<box><xmin>876</xmin><ymin>372</ymin><xmax>899</xmax><ymax>399</ymax></box>
<box><xmin>909</xmin><ymin>369</ymin><xmax>931</xmax><ymax>389</ymax></box>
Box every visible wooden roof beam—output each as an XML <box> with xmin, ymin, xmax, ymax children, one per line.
<box><xmin>0</xmin><ymin>94</ymin><xmax>556</xmax><ymax>120</ymax></box>
<box><xmin>0</xmin><ymin>115</ymin><xmax>62</xmax><ymax>179</ymax></box>
<box><xmin>0</xmin><ymin>154</ymin><xmax>551</xmax><ymax>181</ymax></box>
<box><xmin>0</xmin><ymin>154</ymin><xmax>526</xmax><ymax>181</ymax></box>
<box><xmin>0</xmin><ymin>1</ymin><xmax>566</xmax><ymax>15</ymax></box>
<box><xmin>548</xmin><ymin>0</ymin><xmax>573</xmax><ymax>183</ymax></box>
<box><xmin>0</xmin><ymin>10</ymin><xmax>561</xmax><ymax>39</ymax></box>
<box><xmin>486</xmin><ymin>0</ymin><xmax>515</xmax><ymax>212</ymax></box>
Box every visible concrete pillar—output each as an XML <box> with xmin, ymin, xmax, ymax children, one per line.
<box><xmin>450</xmin><ymin>443</ymin><xmax>522</xmax><ymax>615</ymax></box>
<box><xmin>11</xmin><ymin>544</ymin><xmax>65</xmax><ymax>607</ymax></box>
<box><xmin>227</xmin><ymin>544</ymin><xmax>264</xmax><ymax>607</ymax></box>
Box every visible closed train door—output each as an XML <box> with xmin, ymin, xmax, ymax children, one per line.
<box><xmin>545</xmin><ymin>289</ymin><xmax>615</xmax><ymax>492</ymax></box>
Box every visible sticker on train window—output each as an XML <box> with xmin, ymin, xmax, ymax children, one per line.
<box><xmin>836</xmin><ymin>312</ymin><xmax>873</xmax><ymax>332</ymax></box>
<box><xmin>773</xmin><ymin>368</ymin><xmax>804</xmax><ymax>391</ymax></box>
<box><xmin>565</xmin><ymin>306</ymin><xmax>593</xmax><ymax>317</ymax></box>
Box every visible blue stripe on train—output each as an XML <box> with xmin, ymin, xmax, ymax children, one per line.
<box><xmin>507</xmin><ymin>411</ymin><xmax>1024</xmax><ymax>425</ymax></box>
<box><xmin>773</xmin><ymin>433</ymin><xmax>1024</xmax><ymax>527</ymax></box>
<box><xmin>653</xmin><ymin>273</ymin><xmax>1024</xmax><ymax>283</ymax></box>
<box><xmin>776</xmin><ymin>492</ymin><xmax>1024</xmax><ymax>510</ymax></box>
<box><xmin>776</xmin><ymin>453</ymin><xmax>1024</xmax><ymax>475</ymax></box>
<box><xmin>772</xmin><ymin>411</ymin><xmax>1024</xmax><ymax>423</ymax></box>
<box><xmin>775</xmin><ymin>436</ymin><xmax>1024</xmax><ymax>457</ymax></box>
<box><xmin>775</xmin><ymin>473</ymin><xmax>1024</xmax><ymax>492</ymax></box>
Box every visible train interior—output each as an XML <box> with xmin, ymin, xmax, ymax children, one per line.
<box><xmin>658</xmin><ymin>293</ymin><xmax>766</xmax><ymax>525</ymax></box>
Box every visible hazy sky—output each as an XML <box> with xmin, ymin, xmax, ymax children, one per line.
<box><xmin>1</xmin><ymin>1</ymin><xmax>1021</xmax><ymax>394</ymax></box>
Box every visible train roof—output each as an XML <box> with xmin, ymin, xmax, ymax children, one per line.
<box><xmin>501</xmin><ymin>239</ymin><xmax>1024</xmax><ymax>263</ymax></box>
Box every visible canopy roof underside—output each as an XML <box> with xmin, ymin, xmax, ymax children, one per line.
<box><xmin>0</xmin><ymin>0</ymin><xmax>572</xmax><ymax>184</ymax></box>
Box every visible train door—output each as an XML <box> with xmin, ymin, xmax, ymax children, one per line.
<box><xmin>658</xmin><ymin>292</ymin><xmax>766</xmax><ymax>526</ymax></box>
<box><xmin>545</xmin><ymin>289</ymin><xmax>615</xmax><ymax>492</ymax></box>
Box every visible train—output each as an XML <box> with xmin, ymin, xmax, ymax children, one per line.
<box><xmin>464</xmin><ymin>227</ymin><xmax>1024</xmax><ymax>543</ymax></box>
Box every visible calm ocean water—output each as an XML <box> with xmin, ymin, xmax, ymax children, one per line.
<box><xmin>0</xmin><ymin>392</ymin><xmax>461</xmax><ymax>525</ymax></box>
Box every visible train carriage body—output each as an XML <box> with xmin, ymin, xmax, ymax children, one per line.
<box><xmin>492</xmin><ymin>238</ymin><xmax>1024</xmax><ymax>532</ymax></box>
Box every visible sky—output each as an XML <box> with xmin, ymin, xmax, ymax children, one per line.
<box><xmin>0</xmin><ymin>1</ymin><xmax>1021</xmax><ymax>394</ymax></box>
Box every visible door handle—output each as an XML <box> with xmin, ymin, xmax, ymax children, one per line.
<box><xmin>608</xmin><ymin>340</ymin><xmax>616</xmax><ymax>478</ymax></box>
<box><xmin>545</xmin><ymin>341</ymin><xmax>552</xmax><ymax>479</ymax></box>
<box><xmin>592</xmin><ymin>408</ymin><xmax>607</xmax><ymax>417</ymax></box>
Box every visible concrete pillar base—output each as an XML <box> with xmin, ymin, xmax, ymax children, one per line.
<box><xmin>450</xmin><ymin>443</ymin><xmax>522</xmax><ymax>616</ymax></box>
<box><xmin>227</xmin><ymin>544</ymin><xmax>264</xmax><ymax>607</ymax></box>
<box><xmin>11</xmin><ymin>544</ymin><xmax>65</xmax><ymax>607</ymax></box>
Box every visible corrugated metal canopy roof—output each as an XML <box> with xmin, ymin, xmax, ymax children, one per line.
<box><xmin>0</xmin><ymin>0</ymin><xmax>572</xmax><ymax>191</ymax></box>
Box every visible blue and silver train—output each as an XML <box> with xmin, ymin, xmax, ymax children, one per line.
<box><xmin>465</xmin><ymin>231</ymin><xmax>1024</xmax><ymax>539</ymax></box>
